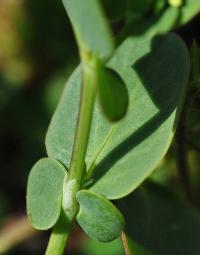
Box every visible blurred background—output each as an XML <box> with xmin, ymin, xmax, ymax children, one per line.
<box><xmin>0</xmin><ymin>0</ymin><xmax>200</xmax><ymax>254</ymax></box>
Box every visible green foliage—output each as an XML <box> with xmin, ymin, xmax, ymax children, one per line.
<box><xmin>76</xmin><ymin>190</ymin><xmax>125</xmax><ymax>242</ymax></box>
<box><xmin>21</xmin><ymin>0</ymin><xmax>200</xmax><ymax>254</ymax></box>
<box><xmin>96</xmin><ymin>63</ymin><xmax>129</xmax><ymax>122</ymax></box>
<box><xmin>27</xmin><ymin>158</ymin><xmax>66</xmax><ymax>230</ymax></box>
<box><xmin>46</xmin><ymin>33</ymin><xmax>189</xmax><ymax>199</ymax></box>
<box><xmin>117</xmin><ymin>182</ymin><xmax>200</xmax><ymax>255</ymax></box>
<box><xmin>81</xmin><ymin>238</ymin><xmax>125</xmax><ymax>255</ymax></box>
<box><xmin>121</xmin><ymin>0</ymin><xmax>200</xmax><ymax>40</ymax></box>
<box><xmin>88</xmin><ymin>33</ymin><xmax>189</xmax><ymax>199</ymax></box>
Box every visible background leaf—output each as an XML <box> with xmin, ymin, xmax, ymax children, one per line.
<box><xmin>117</xmin><ymin>182</ymin><xmax>200</xmax><ymax>255</ymax></box>
<box><xmin>76</xmin><ymin>190</ymin><xmax>125</xmax><ymax>242</ymax></box>
<box><xmin>27</xmin><ymin>158</ymin><xmax>66</xmax><ymax>230</ymax></box>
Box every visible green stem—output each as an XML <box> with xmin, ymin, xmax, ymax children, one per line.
<box><xmin>68</xmin><ymin>55</ymin><xmax>97</xmax><ymax>183</ymax></box>
<box><xmin>45</xmin><ymin>210</ymin><xmax>72</xmax><ymax>255</ymax></box>
<box><xmin>45</xmin><ymin>53</ymin><xmax>97</xmax><ymax>255</ymax></box>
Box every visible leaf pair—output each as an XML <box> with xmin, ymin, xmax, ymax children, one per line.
<box><xmin>46</xmin><ymin>33</ymin><xmax>190</xmax><ymax>199</ymax></box>
<box><xmin>26</xmin><ymin>158</ymin><xmax>66</xmax><ymax>230</ymax></box>
<box><xmin>27</xmin><ymin>158</ymin><xmax>124</xmax><ymax>242</ymax></box>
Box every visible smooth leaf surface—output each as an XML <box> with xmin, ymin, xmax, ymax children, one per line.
<box><xmin>46</xmin><ymin>34</ymin><xmax>189</xmax><ymax>199</ymax></box>
<box><xmin>177</xmin><ymin>0</ymin><xmax>200</xmax><ymax>26</ymax></box>
<box><xmin>87</xmin><ymin>33</ymin><xmax>189</xmax><ymax>199</ymax></box>
<box><xmin>123</xmin><ymin>0</ymin><xmax>200</xmax><ymax>40</ymax></box>
<box><xmin>62</xmin><ymin>0</ymin><xmax>114</xmax><ymax>59</ymax></box>
<box><xmin>27</xmin><ymin>158</ymin><xmax>66</xmax><ymax>230</ymax></box>
<box><xmin>81</xmin><ymin>238</ymin><xmax>125</xmax><ymax>255</ymax></box>
<box><xmin>97</xmin><ymin>66</ymin><xmax>129</xmax><ymax>122</ymax></box>
<box><xmin>117</xmin><ymin>182</ymin><xmax>200</xmax><ymax>255</ymax></box>
<box><xmin>76</xmin><ymin>190</ymin><xmax>125</xmax><ymax>242</ymax></box>
<box><xmin>122</xmin><ymin>6</ymin><xmax>179</xmax><ymax>39</ymax></box>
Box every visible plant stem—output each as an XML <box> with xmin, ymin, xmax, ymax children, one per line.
<box><xmin>121</xmin><ymin>232</ymin><xmax>131</xmax><ymax>255</ymax></box>
<box><xmin>45</xmin><ymin>210</ymin><xmax>72</xmax><ymax>255</ymax></box>
<box><xmin>68</xmin><ymin>55</ymin><xmax>97</xmax><ymax>183</ymax></box>
<box><xmin>45</xmin><ymin>53</ymin><xmax>97</xmax><ymax>255</ymax></box>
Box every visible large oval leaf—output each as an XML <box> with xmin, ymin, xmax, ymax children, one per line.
<box><xmin>46</xmin><ymin>33</ymin><xmax>190</xmax><ymax>199</ymax></box>
<box><xmin>27</xmin><ymin>158</ymin><xmax>66</xmax><ymax>230</ymax></box>
<box><xmin>87</xmin><ymin>33</ymin><xmax>190</xmax><ymax>199</ymax></box>
<box><xmin>76</xmin><ymin>190</ymin><xmax>124</xmax><ymax>242</ymax></box>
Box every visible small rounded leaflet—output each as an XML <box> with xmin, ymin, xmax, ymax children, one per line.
<box><xmin>26</xmin><ymin>158</ymin><xmax>66</xmax><ymax>230</ymax></box>
<box><xmin>97</xmin><ymin>65</ymin><xmax>129</xmax><ymax>122</ymax></box>
<box><xmin>76</xmin><ymin>190</ymin><xmax>125</xmax><ymax>242</ymax></box>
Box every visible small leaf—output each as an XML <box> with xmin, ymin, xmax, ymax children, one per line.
<box><xmin>76</xmin><ymin>190</ymin><xmax>125</xmax><ymax>242</ymax></box>
<box><xmin>27</xmin><ymin>158</ymin><xmax>66</xmax><ymax>230</ymax></box>
<box><xmin>97</xmin><ymin>65</ymin><xmax>129</xmax><ymax>122</ymax></box>
<box><xmin>178</xmin><ymin>0</ymin><xmax>200</xmax><ymax>26</ymax></box>
<box><xmin>62</xmin><ymin>0</ymin><xmax>114</xmax><ymax>60</ymax></box>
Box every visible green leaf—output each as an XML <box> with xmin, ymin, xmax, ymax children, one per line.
<box><xmin>122</xmin><ymin>6</ymin><xmax>179</xmax><ymax>39</ymax></box>
<box><xmin>117</xmin><ymin>182</ymin><xmax>200</xmax><ymax>255</ymax></box>
<box><xmin>62</xmin><ymin>0</ymin><xmax>114</xmax><ymax>60</ymax></box>
<box><xmin>97</xmin><ymin>64</ymin><xmax>129</xmax><ymax>122</ymax></box>
<box><xmin>46</xmin><ymin>67</ymin><xmax>82</xmax><ymax>167</ymax></box>
<box><xmin>81</xmin><ymin>238</ymin><xmax>125</xmax><ymax>255</ymax></box>
<box><xmin>46</xmin><ymin>33</ymin><xmax>190</xmax><ymax>199</ymax></box>
<box><xmin>27</xmin><ymin>158</ymin><xmax>66</xmax><ymax>230</ymax></box>
<box><xmin>177</xmin><ymin>0</ymin><xmax>200</xmax><ymax>26</ymax></box>
<box><xmin>87</xmin><ymin>33</ymin><xmax>189</xmax><ymax>199</ymax></box>
<box><xmin>76</xmin><ymin>190</ymin><xmax>125</xmax><ymax>242</ymax></box>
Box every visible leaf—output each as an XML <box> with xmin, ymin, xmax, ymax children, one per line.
<box><xmin>97</xmin><ymin>65</ymin><xmax>129</xmax><ymax>122</ymax></box>
<box><xmin>177</xmin><ymin>0</ymin><xmax>200</xmax><ymax>26</ymax></box>
<box><xmin>26</xmin><ymin>158</ymin><xmax>66</xmax><ymax>230</ymax></box>
<box><xmin>121</xmin><ymin>6</ymin><xmax>179</xmax><ymax>39</ymax></box>
<box><xmin>76</xmin><ymin>190</ymin><xmax>125</xmax><ymax>242</ymax></box>
<box><xmin>87</xmin><ymin>33</ymin><xmax>190</xmax><ymax>199</ymax></box>
<box><xmin>123</xmin><ymin>0</ymin><xmax>200</xmax><ymax>38</ymax></box>
<box><xmin>46</xmin><ymin>67</ymin><xmax>82</xmax><ymax>167</ymax></box>
<box><xmin>81</xmin><ymin>238</ymin><xmax>125</xmax><ymax>255</ymax></box>
<box><xmin>62</xmin><ymin>0</ymin><xmax>114</xmax><ymax>60</ymax></box>
<box><xmin>46</xmin><ymin>33</ymin><xmax>190</xmax><ymax>199</ymax></box>
<box><xmin>117</xmin><ymin>182</ymin><xmax>200</xmax><ymax>255</ymax></box>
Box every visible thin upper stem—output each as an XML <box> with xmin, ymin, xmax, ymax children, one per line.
<box><xmin>68</xmin><ymin>54</ymin><xmax>97</xmax><ymax>183</ymax></box>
